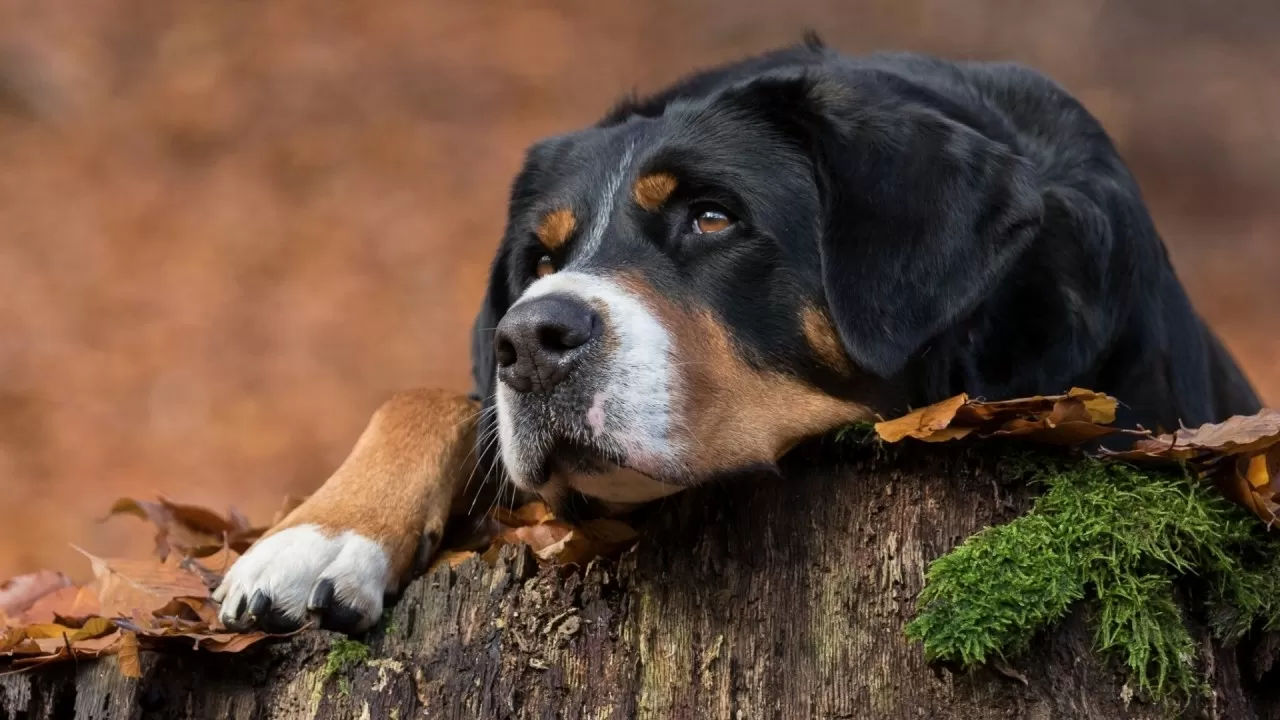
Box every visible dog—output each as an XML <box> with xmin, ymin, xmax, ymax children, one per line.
<box><xmin>213</xmin><ymin>35</ymin><xmax>1261</xmax><ymax>634</ymax></box>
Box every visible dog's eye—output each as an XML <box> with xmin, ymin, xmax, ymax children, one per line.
<box><xmin>535</xmin><ymin>255</ymin><xmax>557</xmax><ymax>278</ymax></box>
<box><xmin>691</xmin><ymin>206</ymin><xmax>734</xmax><ymax>235</ymax></box>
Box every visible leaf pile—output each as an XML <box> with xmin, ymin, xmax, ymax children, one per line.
<box><xmin>873</xmin><ymin>389</ymin><xmax>1280</xmax><ymax>528</ymax></box>
<box><xmin>0</xmin><ymin>540</ymin><xmax>293</xmax><ymax>677</ymax></box>
<box><xmin>1102</xmin><ymin>410</ymin><xmax>1280</xmax><ymax>525</ymax></box>
<box><xmin>873</xmin><ymin>388</ymin><xmax>1139</xmax><ymax>445</ymax></box>
<box><xmin>431</xmin><ymin>500</ymin><xmax>639</xmax><ymax>572</ymax></box>
<box><xmin>103</xmin><ymin>495</ymin><xmax>305</xmax><ymax>560</ymax></box>
<box><xmin>2</xmin><ymin>490</ymin><xmax>638</xmax><ymax>678</ymax></box>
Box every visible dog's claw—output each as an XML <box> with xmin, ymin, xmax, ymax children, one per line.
<box><xmin>307</xmin><ymin>578</ymin><xmax>334</xmax><ymax>612</ymax></box>
<box><xmin>246</xmin><ymin>589</ymin><xmax>271</xmax><ymax>622</ymax></box>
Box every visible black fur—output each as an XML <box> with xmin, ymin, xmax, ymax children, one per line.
<box><xmin>472</xmin><ymin>36</ymin><xmax>1260</xmax><ymax>484</ymax></box>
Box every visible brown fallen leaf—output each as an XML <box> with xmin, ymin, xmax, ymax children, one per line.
<box><xmin>71</xmin><ymin>630</ymin><xmax>123</xmax><ymax>657</ymax></box>
<box><xmin>151</xmin><ymin>596</ymin><xmax>221</xmax><ymax>626</ymax></box>
<box><xmin>428</xmin><ymin>550</ymin><xmax>479</xmax><ymax>573</ymax></box>
<box><xmin>0</xmin><ymin>571</ymin><xmax>73</xmax><ymax>617</ymax></box>
<box><xmin>1091</xmin><ymin>409</ymin><xmax>1280</xmax><ymax>526</ymax></box>
<box><xmin>105</xmin><ymin>496</ymin><xmax>266</xmax><ymax>559</ymax></box>
<box><xmin>501</xmin><ymin>521</ymin><xmax>576</xmax><ymax>554</ymax></box>
<box><xmin>198</xmin><ymin>632</ymin><xmax>271</xmax><ymax>653</ymax></box>
<box><xmin>22</xmin><ymin>617</ymin><xmax>114</xmax><ymax>644</ymax></box>
<box><xmin>874</xmin><ymin>388</ymin><xmax>1136</xmax><ymax>446</ymax></box>
<box><xmin>118</xmin><ymin>631</ymin><xmax>142</xmax><ymax>678</ymax></box>
<box><xmin>874</xmin><ymin>394</ymin><xmax>971</xmax><ymax>443</ymax></box>
<box><xmin>0</xmin><ymin>639</ymin><xmax>42</xmax><ymax>658</ymax></box>
<box><xmin>493</xmin><ymin>501</ymin><xmax>555</xmax><ymax>527</ymax></box>
<box><xmin>1105</xmin><ymin>409</ymin><xmax>1280</xmax><ymax>463</ymax></box>
<box><xmin>18</xmin><ymin>585</ymin><xmax>101</xmax><ymax>624</ymax></box>
<box><xmin>536</xmin><ymin>519</ymin><xmax>642</xmax><ymax>566</ymax></box>
<box><xmin>1214</xmin><ymin>446</ymin><xmax>1280</xmax><ymax>525</ymax></box>
<box><xmin>115</xmin><ymin>616</ymin><xmax>305</xmax><ymax>654</ymax></box>
<box><xmin>73</xmin><ymin>546</ymin><xmax>210</xmax><ymax>619</ymax></box>
<box><xmin>178</xmin><ymin>546</ymin><xmax>242</xmax><ymax>590</ymax></box>
<box><xmin>0</xmin><ymin>627</ymin><xmax>28</xmax><ymax>654</ymax></box>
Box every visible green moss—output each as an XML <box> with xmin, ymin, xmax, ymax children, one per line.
<box><xmin>320</xmin><ymin>638</ymin><xmax>371</xmax><ymax>698</ymax></box>
<box><xmin>833</xmin><ymin>421</ymin><xmax>879</xmax><ymax>445</ymax></box>
<box><xmin>382</xmin><ymin>609</ymin><xmax>399</xmax><ymax>636</ymax></box>
<box><xmin>906</xmin><ymin>455</ymin><xmax>1280</xmax><ymax>704</ymax></box>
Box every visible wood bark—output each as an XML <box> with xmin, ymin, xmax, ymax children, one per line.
<box><xmin>2</xmin><ymin>443</ymin><xmax>1275</xmax><ymax>719</ymax></box>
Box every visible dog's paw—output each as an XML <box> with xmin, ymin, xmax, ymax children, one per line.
<box><xmin>213</xmin><ymin>524</ymin><xmax>391</xmax><ymax>635</ymax></box>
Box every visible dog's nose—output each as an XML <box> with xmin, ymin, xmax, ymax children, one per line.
<box><xmin>494</xmin><ymin>294</ymin><xmax>602</xmax><ymax>393</ymax></box>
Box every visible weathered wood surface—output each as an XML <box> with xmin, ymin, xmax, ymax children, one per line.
<box><xmin>2</xmin><ymin>443</ymin><xmax>1272</xmax><ymax>719</ymax></box>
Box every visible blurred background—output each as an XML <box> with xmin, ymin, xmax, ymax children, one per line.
<box><xmin>1</xmin><ymin>0</ymin><xmax>1278</xmax><ymax>580</ymax></box>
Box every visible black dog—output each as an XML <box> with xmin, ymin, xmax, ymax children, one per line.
<box><xmin>215</xmin><ymin>36</ymin><xmax>1260</xmax><ymax>634</ymax></box>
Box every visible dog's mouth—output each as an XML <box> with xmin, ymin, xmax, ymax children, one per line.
<box><xmin>498</xmin><ymin>399</ymin><xmax>688</xmax><ymax>505</ymax></box>
<box><xmin>535</xmin><ymin>439</ymin><xmax>686</xmax><ymax>505</ymax></box>
<box><xmin>532</xmin><ymin>437</ymin><xmax>623</xmax><ymax>487</ymax></box>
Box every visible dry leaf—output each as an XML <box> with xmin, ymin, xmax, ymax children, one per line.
<box><xmin>874</xmin><ymin>394</ymin><xmax>970</xmax><ymax>443</ymax></box>
<box><xmin>22</xmin><ymin>617</ymin><xmax>114</xmax><ymax>644</ymax></box>
<box><xmin>428</xmin><ymin>550</ymin><xmax>479</xmax><ymax>573</ymax></box>
<box><xmin>0</xmin><ymin>627</ymin><xmax>28</xmax><ymax>654</ymax></box>
<box><xmin>74</xmin><ymin>546</ymin><xmax>209</xmax><ymax>619</ymax></box>
<box><xmin>1105</xmin><ymin>410</ymin><xmax>1280</xmax><ymax>463</ymax></box>
<box><xmin>1093</xmin><ymin>409</ymin><xmax>1280</xmax><ymax>525</ymax></box>
<box><xmin>18</xmin><ymin>585</ymin><xmax>101</xmax><ymax>624</ymax></box>
<box><xmin>105</xmin><ymin>496</ymin><xmax>265</xmax><ymax>558</ymax></box>
<box><xmin>535</xmin><ymin>519</ymin><xmax>640</xmax><ymax>566</ymax></box>
<box><xmin>151</xmin><ymin>596</ymin><xmax>221</xmax><ymax>626</ymax></box>
<box><xmin>179</xmin><ymin>546</ymin><xmax>241</xmax><ymax>590</ymax></box>
<box><xmin>0</xmin><ymin>571</ymin><xmax>73</xmax><ymax>617</ymax></box>
<box><xmin>198</xmin><ymin>632</ymin><xmax>270</xmax><ymax>653</ymax></box>
<box><xmin>493</xmin><ymin>501</ymin><xmax>555</xmax><ymax>527</ymax></box>
<box><xmin>501</xmin><ymin>521</ymin><xmax>575</xmax><ymax>554</ymax></box>
<box><xmin>118</xmin><ymin>631</ymin><xmax>142</xmax><ymax>678</ymax></box>
<box><xmin>71</xmin><ymin>630</ymin><xmax>123</xmax><ymax>656</ymax></box>
<box><xmin>874</xmin><ymin>389</ymin><xmax>1133</xmax><ymax>446</ymax></box>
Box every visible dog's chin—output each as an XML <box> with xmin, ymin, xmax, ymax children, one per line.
<box><xmin>511</xmin><ymin>438</ymin><xmax>684</xmax><ymax>505</ymax></box>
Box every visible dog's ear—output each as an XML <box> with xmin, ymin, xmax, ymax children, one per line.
<box><xmin>468</xmin><ymin>249</ymin><xmax>509</xmax><ymax>482</ymax></box>
<box><xmin>720</xmin><ymin>73</ymin><xmax>1045</xmax><ymax>377</ymax></box>
<box><xmin>470</xmin><ymin>140</ymin><xmax>559</xmax><ymax>405</ymax></box>
<box><xmin>468</xmin><ymin>250</ymin><xmax>509</xmax><ymax>407</ymax></box>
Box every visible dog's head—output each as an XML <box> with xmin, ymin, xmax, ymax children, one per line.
<box><xmin>470</xmin><ymin>47</ymin><xmax>1045</xmax><ymax>507</ymax></box>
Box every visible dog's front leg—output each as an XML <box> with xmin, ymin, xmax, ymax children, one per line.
<box><xmin>214</xmin><ymin>389</ymin><xmax>483</xmax><ymax>634</ymax></box>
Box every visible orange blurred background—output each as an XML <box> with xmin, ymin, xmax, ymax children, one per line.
<box><xmin>1</xmin><ymin>0</ymin><xmax>1278</xmax><ymax>580</ymax></box>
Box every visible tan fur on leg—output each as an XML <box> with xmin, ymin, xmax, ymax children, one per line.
<box><xmin>214</xmin><ymin>389</ymin><xmax>480</xmax><ymax>632</ymax></box>
<box><xmin>268</xmin><ymin>389</ymin><xmax>479</xmax><ymax>581</ymax></box>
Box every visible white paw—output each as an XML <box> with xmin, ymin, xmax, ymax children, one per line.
<box><xmin>213</xmin><ymin>524</ymin><xmax>391</xmax><ymax>634</ymax></box>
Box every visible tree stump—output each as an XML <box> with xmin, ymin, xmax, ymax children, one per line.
<box><xmin>1</xmin><ymin>443</ymin><xmax>1271</xmax><ymax>719</ymax></box>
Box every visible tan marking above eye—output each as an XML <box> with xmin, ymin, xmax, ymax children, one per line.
<box><xmin>535</xmin><ymin>255</ymin><xmax>557</xmax><ymax>278</ymax></box>
<box><xmin>693</xmin><ymin>209</ymin><xmax>733</xmax><ymax>234</ymax></box>
<box><xmin>535</xmin><ymin>208</ymin><xmax>576</xmax><ymax>250</ymax></box>
<box><xmin>632</xmin><ymin>172</ymin><xmax>678</xmax><ymax>212</ymax></box>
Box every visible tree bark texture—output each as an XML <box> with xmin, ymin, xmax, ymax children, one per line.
<box><xmin>2</xmin><ymin>443</ymin><xmax>1274</xmax><ymax>719</ymax></box>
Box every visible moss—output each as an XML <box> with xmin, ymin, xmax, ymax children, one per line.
<box><xmin>906</xmin><ymin>454</ymin><xmax>1280</xmax><ymax>704</ymax></box>
<box><xmin>382</xmin><ymin>609</ymin><xmax>399</xmax><ymax>636</ymax></box>
<box><xmin>320</xmin><ymin>638</ymin><xmax>371</xmax><ymax>698</ymax></box>
<box><xmin>833</xmin><ymin>421</ymin><xmax>879</xmax><ymax>445</ymax></box>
